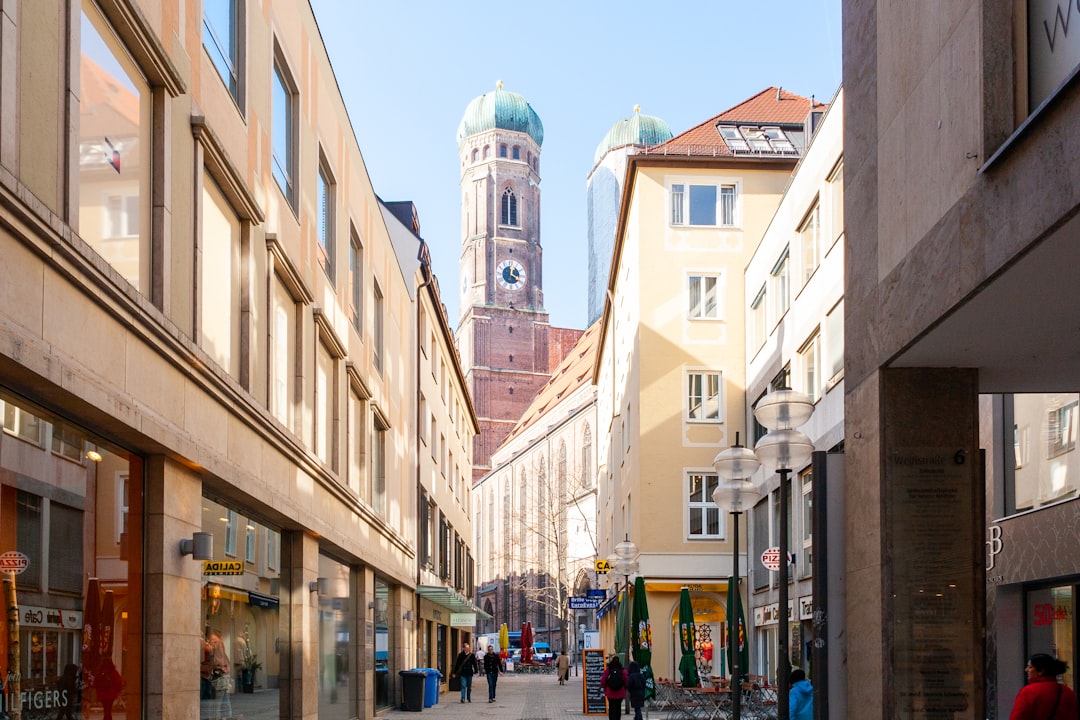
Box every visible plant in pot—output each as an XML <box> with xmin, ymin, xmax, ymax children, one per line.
<box><xmin>240</xmin><ymin>653</ymin><xmax>262</xmax><ymax>693</ymax></box>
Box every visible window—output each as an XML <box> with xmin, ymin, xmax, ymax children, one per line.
<box><xmin>483</xmin><ymin>145</ymin><xmax>490</xmax><ymax>159</ymax></box>
<box><xmin>1048</xmin><ymin>401</ymin><xmax>1078</xmax><ymax>458</ymax></box>
<box><xmin>671</xmin><ymin>182</ymin><xmax>737</xmax><ymax>226</ymax></box>
<box><xmin>689</xmin><ymin>274</ymin><xmax>721</xmax><ymax>319</ymax></box>
<box><xmin>750</xmin><ymin>285</ymin><xmax>767</xmax><ymax>352</ymax></box>
<box><xmin>202</xmin><ymin>0</ymin><xmax>240</xmax><ymax>102</ymax></box>
<box><xmin>373</xmin><ymin>280</ymin><xmax>384</xmax><ymax>372</ymax></box>
<box><xmin>245</xmin><ymin>521</ymin><xmax>256</xmax><ymax>562</ymax></box>
<box><xmin>687</xmin><ymin>372</ymin><xmax>722</xmax><ymax>422</ymax></box>
<box><xmin>350</xmin><ymin>228</ymin><xmax>363</xmax><ymax>332</ymax></box>
<box><xmin>440</xmin><ymin>433</ymin><xmax>447</xmax><ymax>476</ymax></box>
<box><xmin>225</xmin><ymin>509</ymin><xmax>238</xmax><ymax>556</ymax></box>
<box><xmin>687</xmin><ymin>472</ymin><xmax>723</xmax><ymax>538</ymax></box>
<box><xmin>270</xmin><ymin>276</ymin><xmax>297</xmax><ymax>428</ymax></box>
<box><xmin>798</xmin><ymin>201</ymin><xmax>820</xmax><ymax>285</ymax></box>
<box><xmin>372</xmin><ymin>414</ymin><xmax>387</xmax><ymax>516</ymax></box>
<box><xmin>826</xmin><ymin>300</ymin><xmax>844</xmax><ymax>382</ymax></box>
<box><xmin>752</xmin><ymin>498</ymin><xmax>770</xmax><ymax>590</ymax></box>
<box><xmin>79</xmin><ymin>2</ymin><xmax>151</xmax><ymax>291</ymax></box>
<box><xmin>582</xmin><ymin>424</ymin><xmax>593</xmax><ymax>488</ymax></box>
<box><xmin>512</xmin><ymin>146</ymin><xmax>520</xmax><ymax>160</ymax></box>
<box><xmin>799</xmin><ymin>469</ymin><xmax>813</xmax><ymax>578</ymax></box>
<box><xmin>829</xmin><ymin>160</ymin><xmax>844</xmax><ymax>241</ymax></box>
<box><xmin>718</xmin><ymin>125</ymin><xmax>750</xmax><ymax>153</ymax></box>
<box><xmin>348</xmin><ymin>386</ymin><xmax>367</xmax><ymax>499</ymax></box>
<box><xmin>799</xmin><ymin>332</ymin><xmax>820</xmax><ymax>402</ymax></box>
<box><xmin>315</xmin><ymin>340</ymin><xmax>335</xmax><ymax>467</ymax></box>
<box><xmin>771</xmin><ymin>250</ymin><xmax>790</xmax><ymax>321</ymax></box>
<box><xmin>266</xmin><ymin>528</ymin><xmax>280</xmax><ymax>571</ymax></box>
<box><xmin>499</xmin><ymin>144</ymin><xmax>507</xmax><ymax>157</ymax></box>
<box><xmin>430</xmin><ymin>415</ymin><xmax>438</xmax><ymax>460</ymax></box>
<box><xmin>51</xmin><ymin>423</ymin><xmax>84</xmax><ymax>462</ymax></box>
<box><xmin>501</xmin><ymin>187</ymin><xmax>518</xmax><ymax>226</ymax></box>
<box><xmin>3</xmin><ymin>401</ymin><xmax>43</xmax><ymax>446</ymax></box>
<box><xmin>271</xmin><ymin>48</ymin><xmax>297</xmax><ymax>207</ymax></box>
<box><xmin>317</xmin><ymin>155</ymin><xmax>336</xmax><ymax>282</ymax></box>
<box><xmin>471</xmin><ymin>149</ymin><xmax>478</xmax><ymax>162</ymax></box>
<box><xmin>200</xmin><ymin>173</ymin><xmax>242</xmax><ymax>378</ymax></box>
<box><xmin>115</xmin><ymin>472</ymin><xmax>129</xmax><ymax>544</ymax></box>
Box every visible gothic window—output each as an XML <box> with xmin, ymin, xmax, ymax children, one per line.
<box><xmin>499</xmin><ymin>144</ymin><xmax>507</xmax><ymax>157</ymax></box>
<box><xmin>501</xmin><ymin>187</ymin><xmax>518</xmax><ymax>227</ymax></box>
<box><xmin>472</xmin><ymin>149</ymin><xmax>478</xmax><ymax>162</ymax></box>
<box><xmin>512</xmin><ymin>146</ymin><xmax>520</xmax><ymax>160</ymax></box>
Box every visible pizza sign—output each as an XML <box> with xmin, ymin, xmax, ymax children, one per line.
<box><xmin>0</xmin><ymin>550</ymin><xmax>30</xmax><ymax>574</ymax></box>
<box><xmin>760</xmin><ymin>548</ymin><xmax>781</xmax><ymax>571</ymax></box>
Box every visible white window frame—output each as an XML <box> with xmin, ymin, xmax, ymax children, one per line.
<box><xmin>798</xmin><ymin>331</ymin><xmax>821</xmax><ymax>402</ymax></box>
<box><xmin>750</xmin><ymin>285</ymin><xmax>767</xmax><ymax>353</ymax></box>
<box><xmin>687</xmin><ymin>471</ymin><xmax>725</xmax><ymax>539</ymax></box>
<box><xmin>687</xmin><ymin>371</ymin><xmax>723</xmax><ymax>422</ymax></box>
<box><xmin>798</xmin><ymin>200</ymin><xmax>820</xmax><ymax>286</ymax></box>
<box><xmin>669</xmin><ymin>179</ymin><xmax>739</xmax><ymax>228</ymax></box>
<box><xmin>771</xmin><ymin>249</ymin><xmax>790</xmax><ymax>322</ymax></box>
<box><xmin>825</xmin><ymin>300</ymin><xmax>844</xmax><ymax>384</ymax></box>
<box><xmin>225</xmin><ymin>509</ymin><xmax>238</xmax><ymax>557</ymax></box>
<box><xmin>688</xmin><ymin>273</ymin><xmax>722</xmax><ymax>320</ymax></box>
<box><xmin>317</xmin><ymin>152</ymin><xmax>336</xmax><ymax>283</ymax></box>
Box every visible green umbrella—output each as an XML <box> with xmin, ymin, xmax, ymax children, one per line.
<box><xmin>630</xmin><ymin>576</ymin><xmax>655</xmax><ymax>699</ymax></box>
<box><xmin>614</xmin><ymin>586</ymin><xmax>630</xmax><ymax>665</ymax></box>
<box><xmin>677</xmin><ymin>586</ymin><xmax>699</xmax><ymax>687</ymax></box>
<box><xmin>726</xmin><ymin>576</ymin><xmax>749</xmax><ymax>685</ymax></box>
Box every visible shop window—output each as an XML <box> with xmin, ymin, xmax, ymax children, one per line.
<box><xmin>1025</xmin><ymin>584</ymin><xmax>1075</xmax><ymax>690</ymax></box>
<box><xmin>78</xmin><ymin>1</ymin><xmax>151</xmax><ymax>292</ymax></box>
<box><xmin>200</xmin><ymin>497</ymin><xmax>283</xmax><ymax>720</ymax></box>
<box><xmin>374</xmin><ymin>578</ymin><xmax>393</xmax><ymax>709</ymax></box>
<box><xmin>317</xmin><ymin>555</ymin><xmax>354</xmax><ymax>716</ymax></box>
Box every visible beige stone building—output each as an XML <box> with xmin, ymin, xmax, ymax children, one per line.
<box><xmin>593</xmin><ymin>89</ymin><xmax>823</xmax><ymax>680</ymax></box>
<box><xmin>844</xmin><ymin>1</ymin><xmax>1080</xmax><ymax>716</ymax></box>
<box><xmin>0</xmin><ymin>1</ymin><xmax>475</xmax><ymax>718</ymax></box>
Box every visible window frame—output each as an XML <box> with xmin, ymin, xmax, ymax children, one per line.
<box><xmin>688</xmin><ymin>273</ymin><xmax>722</xmax><ymax>320</ymax></box>
<box><xmin>349</xmin><ymin>225</ymin><xmax>364</xmax><ymax>333</ymax></box>
<box><xmin>798</xmin><ymin>330</ymin><xmax>821</xmax><ymax>403</ymax></box>
<box><xmin>686</xmin><ymin>471</ymin><xmax>725</xmax><ymax>539</ymax></box>
<box><xmin>770</xmin><ymin>249</ymin><xmax>790</xmax><ymax>323</ymax></box>
<box><xmin>317</xmin><ymin>151</ymin><xmax>337</xmax><ymax>284</ymax></box>
<box><xmin>373</xmin><ymin>280</ymin><xmax>384</xmax><ymax>373</ymax></box>
<box><xmin>202</xmin><ymin>0</ymin><xmax>243</xmax><ymax>107</ymax></box>
<box><xmin>798</xmin><ymin>200</ymin><xmax>821</xmax><ymax>287</ymax></box>
<box><xmin>271</xmin><ymin>44</ymin><xmax>298</xmax><ymax>210</ymax></box>
<box><xmin>686</xmin><ymin>370</ymin><xmax>723</xmax><ymax>423</ymax></box>
<box><xmin>500</xmin><ymin>187</ymin><xmax>519</xmax><ymax>227</ymax></box>
<box><xmin>669</xmin><ymin>179</ymin><xmax>740</xmax><ymax>228</ymax></box>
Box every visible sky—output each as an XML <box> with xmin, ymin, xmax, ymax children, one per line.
<box><xmin>309</xmin><ymin>0</ymin><xmax>843</xmax><ymax>331</ymax></box>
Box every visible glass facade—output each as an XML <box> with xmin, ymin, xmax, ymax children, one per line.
<box><xmin>1026</xmin><ymin>584</ymin><xmax>1075</xmax><ymax>689</ymax></box>
<box><xmin>199</xmin><ymin>498</ymin><xmax>283</xmax><ymax>720</ymax></box>
<box><xmin>373</xmin><ymin>578</ymin><xmax>393</xmax><ymax>709</ymax></box>
<box><xmin>317</xmin><ymin>555</ymin><xmax>353</xmax><ymax>719</ymax></box>
<box><xmin>0</xmin><ymin>393</ymin><xmax>142</xmax><ymax>720</ymax></box>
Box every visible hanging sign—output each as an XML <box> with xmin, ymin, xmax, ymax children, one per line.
<box><xmin>0</xmin><ymin>551</ymin><xmax>30</xmax><ymax>574</ymax></box>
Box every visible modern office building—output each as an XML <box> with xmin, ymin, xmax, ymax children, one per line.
<box><xmin>593</xmin><ymin>88</ymin><xmax>824</xmax><ymax>680</ymax></box>
<box><xmin>843</xmin><ymin>1</ymin><xmax>1080</xmax><ymax>716</ymax></box>
<box><xmin>0</xmin><ymin>1</ymin><xmax>476</xmax><ymax>718</ymax></box>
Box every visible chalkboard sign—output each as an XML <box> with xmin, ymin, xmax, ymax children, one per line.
<box><xmin>582</xmin><ymin>648</ymin><xmax>607</xmax><ymax>715</ymax></box>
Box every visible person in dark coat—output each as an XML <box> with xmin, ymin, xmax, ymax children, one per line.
<box><xmin>626</xmin><ymin>661</ymin><xmax>646</xmax><ymax>720</ymax></box>
<box><xmin>483</xmin><ymin>644</ymin><xmax>502</xmax><ymax>702</ymax></box>
<box><xmin>451</xmin><ymin>642</ymin><xmax>478</xmax><ymax>703</ymax></box>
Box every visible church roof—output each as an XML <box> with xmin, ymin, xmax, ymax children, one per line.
<box><xmin>499</xmin><ymin>321</ymin><xmax>600</xmax><ymax>447</ymax></box>
<box><xmin>593</xmin><ymin>107</ymin><xmax>673</xmax><ymax>165</ymax></box>
<box><xmin>457</xmin><ymin>84</ymin><xmax>544</xmax><ymax>149</ymax></box>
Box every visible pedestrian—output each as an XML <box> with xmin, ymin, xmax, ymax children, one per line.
<box><xmin>483</xmin><ymin>644</ymin><xmax>502</xmax><ymax>702</ymax></box>
<box><xmin>789</xmin><ymin>667</ymin><xmax>814</xmax><ymax>720</ymax></box>
<box><xmin>206</xmin><ymin>628</ymin><xmax>232</xmax><ymax>719</ymax></box>
<box><xmin>1009</xmin><ymin>653</ymin><xmax>1078</xmax><ymax>720</ymax></box>
<box><xmin>601</xmin><ymin>655</ymin><xmax>628</xmax><ymax>720</ymax></box>
<box><xmin>626</xmin><ymin>661</ymin><xmax>646</xmax><ymax>720</ymax></box>
<box><xmin>556</xmin><ymin>649</ymin><xmax>571</xmax><ymax>685</ymax></box>
<box><xmin>55</xmin><ymin>663</ymin><xmax>80</xmax><ymax>720</ymax></box>
<box><xmin>451</xmin><ymin>641</ymin><xmax>478</xmax><ymax>703</ymax></box>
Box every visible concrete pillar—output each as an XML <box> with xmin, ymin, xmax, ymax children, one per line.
<box><xmin>143</xmin><ymin>455</ymin><xmax>204</xmax><ymax>720</ymax></box>
<box><xmin>283</xmin><ymin>531</ymin><xmax>320</xmax><ymax>719</ymax></box>
<box><xmin>846</xmin><ymin>368</ymin><xmax>985</xmax><ymax>717</ymax></box>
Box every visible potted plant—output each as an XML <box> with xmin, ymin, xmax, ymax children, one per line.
<box><xmin>240</xmin><ymin>653</ymin><xmax>262</xmax><ymax>693</ymax></box>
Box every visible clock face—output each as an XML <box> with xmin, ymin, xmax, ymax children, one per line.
<box><xmin>496</xmin><ymin>259</ymin><xmax>526</xmax><ymax>290</ymax></box>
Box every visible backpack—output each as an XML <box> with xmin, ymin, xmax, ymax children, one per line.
<box><xmin>606</xmin><ymin>669</ymin><xmax>625</xmax><ymax>690</ymax></box>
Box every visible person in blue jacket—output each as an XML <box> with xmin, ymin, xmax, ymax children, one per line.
<box><xmin>789</xmin><ymin>667</ymin><xmax>814</xmax><ymax>720</ymax></box>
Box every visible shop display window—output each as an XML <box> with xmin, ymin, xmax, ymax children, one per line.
<box><xmin>199</xmin><ymin>497</ymin><xmax>283</xmax><ymax>720</ymax></box>
<box><xmin>316</xmin><ymin>555</ymin><xmax>353</xmax><ymax>719</ymax></box>
<box><xmin>0</xmin><ymin>393</ymin><xmax>142</xmax><ymax>720</ymax></box>
<box><xmin>1026</xmin><ymin>584</ymin><xmax>1075</xmax><ymax>689</ymax></box>
<box><xmin>374</xmin><ymin>578</ymin><xmax>393</xmax><ymax>709</ymax></box>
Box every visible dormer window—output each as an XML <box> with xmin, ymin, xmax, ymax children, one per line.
<box><xmin>501</xmin><ymin>187</ymin><xmax>519</xmax><ymax>226</ymax></box>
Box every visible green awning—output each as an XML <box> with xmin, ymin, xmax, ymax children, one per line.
<box><xmin>416</xmin><ymin>585</ymin><xmax>493</xmax><ymax>619</ymax></box>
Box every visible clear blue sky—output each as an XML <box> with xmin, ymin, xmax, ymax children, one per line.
<box><xmin>309</xmin><ymin>0</ymin><xmax>842</xmax><ymax>331</ymax></box>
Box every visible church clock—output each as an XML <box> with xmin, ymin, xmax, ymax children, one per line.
<box><xmin>496</xmin><ymin>259</ymin><xmax>526</xmax><ymax>290</ymax></box>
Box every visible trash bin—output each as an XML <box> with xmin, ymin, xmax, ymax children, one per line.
<box><xmin>412</xmin><ymin>668</ymin><xmax>442</xmax><ymax>707</ymax></box>
<box><xmin>399</xmin><ymin>670</ymin><xmax>426</xmax><ymax>712</ymax></box>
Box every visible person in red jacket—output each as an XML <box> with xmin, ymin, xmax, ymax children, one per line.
<box><xmin>601</xmin><ymin>655</ymin><xmax>628</xmax><ymax>720</ymax></box>
<box><xmin>1009</xmin><ymin>653</ymin><xmax>1078</xmax><ymax>720</ymax></box>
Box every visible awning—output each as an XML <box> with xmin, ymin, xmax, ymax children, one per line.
<box><xmin>416</xmin><ymin>585</ymin><xmax>492</xmax><ymax>620</ymax></box>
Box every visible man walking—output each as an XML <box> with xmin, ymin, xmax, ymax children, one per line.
<box><xmin>483</xmin><ymin>644</ymin><xmax>502</xmax><ymax>702</ymax></box>
<box><xmin>451</xmin><ymin>642</ymin><xmax>478</xmax><ymax>703</ymax></box>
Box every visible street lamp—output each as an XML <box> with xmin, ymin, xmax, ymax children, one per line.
<box><xmin>612</xmin><ymin>536</ymin><xmax>639</xmax><ymax>712</ymax></box>
<box><xmin>713</xmin><ymin>434</ymin><xmax>763</xmax><ymax>720</ymax></box>
<box><xmin>754</xmin><ymin>390</ymin><xmax>815</xmax><ymax>720</ymax></box>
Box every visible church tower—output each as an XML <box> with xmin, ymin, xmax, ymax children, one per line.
<box><xmin>456</xmin><ymin>84</ymin><xmax>551</xmax><ymax>480</ymax></box>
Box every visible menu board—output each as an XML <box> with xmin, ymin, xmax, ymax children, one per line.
<box><xmin>582</xmin><ymin>648</ymin><xmax>607</xmax><ymax>715</ymax></box>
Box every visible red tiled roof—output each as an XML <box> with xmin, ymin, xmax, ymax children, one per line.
<box><xmin>499</xmin><ymin>322</ymin><xmax>600</xmax><ymax>447</ymax></box>
<box><xmin>650</xmin><ymin>87</ymin><xmax>826</xmax><ymax>157</ymax></box>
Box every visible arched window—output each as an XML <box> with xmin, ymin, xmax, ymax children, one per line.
<box><xmin>512</xmin><ymin>146</ymin><xmax>520</xmax><ymax>160</ymax></box>
<box><xmin>471</xmin><ymin>148</ymin><xmax>479</xmax><ymax>162</ymax></box>
<box><xmin>582</xmin><ymin>424</ymin><xmax>593</xmax><ymax>488</ymax></box>
<box><xmin>501</xmin><ymin>187</ymin><xmax>518</xmax><ymax>226</ymax></box>
<box><xmin>483</xmin><ymin>145</ymin><xmax>490</xmax><ymax>159</ymax></box>
<box><xmin>499</xmin><ymin>144</ymin><xmax>508</xmax><ymax>158</ymax></box>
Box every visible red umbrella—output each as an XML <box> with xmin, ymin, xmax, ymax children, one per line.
<box><xmin>100</xmin><ymin>589</ymin><xmax>115</xmax><ymax>658</ymax></box>
<box><xmin>520</xmin><ymin>622</ymin><xmax>533</xmax><ymax>664</ymax></box>
<box><xmin>82</xmin><ymin>578</ymin><xmax>101</xmax><ymax>686</ymax></box>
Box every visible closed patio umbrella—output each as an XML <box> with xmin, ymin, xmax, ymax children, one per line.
<box><xmin>614</xmin><ymin>586</ymin><xmax>630</xmax><ymax>665</ymax></box>
<box><xmin>521</xmin><ymin>621</ymin><xmax>533</xmax><ymax>664</ymax></box>
<box><xmin>677</xmin><ymin>586</ymin><xmax>699</xmax><ymax>687</ymax></box>
<box><xmin>499</xmin><ymin>623</ymin><xmax>510</xmax><ymax>659</ymax></box>
<box><xmin>630</xmin><ymin>576</ymin><xmax>655</xmax><ymax>699</ymax></box>
<box><xmin>726</xmin><ymin>576</ymin><xmax>749</xmax><ymax>685</ymax></box>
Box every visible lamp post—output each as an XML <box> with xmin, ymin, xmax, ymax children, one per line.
<box><xmin>613</xmin><ymin>536</ymin><xmax>638</xmax><ymax>713</ymax></box>
<box><xmin>753</xmin><ymin>390</ymin><xmax>815</xmax><ymax>720</ymax></box>
<box><xmin>713</xmin><ymin>435</ymin><xmax>763</xmax><ymax>720</ymax></box>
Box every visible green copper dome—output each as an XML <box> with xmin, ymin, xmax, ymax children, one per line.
<box><xmin>593</xmin><ymin>108</ymin><xmax>673</xmax><ymax>165</ymax></box>
<box><xmin>457</xmin><ymin>85</ymin><xmax>544</xmax><ymax>149</ymax></box>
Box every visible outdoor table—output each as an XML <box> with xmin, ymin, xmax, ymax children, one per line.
<box><xmin>685</xmin><ymin>686</ymin><xmax>731</xmax><ymax>720</ymax></box>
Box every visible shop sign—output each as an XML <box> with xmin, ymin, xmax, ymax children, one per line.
<box><xmin>761</xmin><ymin>548</ymin><xmax>781</xmax><ymax>571</ymax></box>
<box><xmin>248</xmin><ymin>591</ymin><xmax>279</xmax><ymax>609</ymax></box>
<box><xmin>569</xmin><ymin>596</ymin><xmax>602</xmax><ymax>610</ymax></box>
<box><xmin>759</xmin><ymin>601</ymin><xmax>795</xmax><ymax>626</ymax></box>
<box><xmin>0</xmin><ymin>550</ymin><xmax>29</xmax><ymax>574</ymax></box>
<box><xmin>21</xmin><ymin>605</ymin><xmax>82</xmax><ymax>629</ymax></box>
<box><xmin>799</xmin><ymin>596</ymin><xmax>813</xmax><ymax>620</ymax></box>
<box><xmin>587</xmin><ymin>589</ymin><xmax>607</xmax><ymax>598</ymax></box>
<box><xmin>1028</xmin><ymin>0</ymin><xmax>1080</xmax><ymax>110</ymax></box>
<box><xmin>450</xmin><ymin>612</ymin><xmax>476</xmax><ymax>627</ymax></box>
<box><xmin>594</xmin><ymin>559</ymin><xmax>612</xmax><ymax>574</ymax></box>
<box><xmin>203</xmin><ymin>560</ymin><xmax>244</xmax><ymax>575</ymax></box>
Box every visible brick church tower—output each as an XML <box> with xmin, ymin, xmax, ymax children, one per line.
<box><xmin>456</xmin><ymin>84</ymin><xmax>551</xmax><ymax>480</ymax></box>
